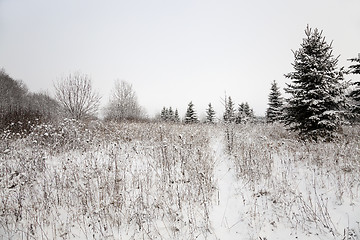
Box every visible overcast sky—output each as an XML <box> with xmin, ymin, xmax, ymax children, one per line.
<box><xmin>1</xmin><ymin>0</ymin><xmax>359</xmax><ymax>118</ymax></box>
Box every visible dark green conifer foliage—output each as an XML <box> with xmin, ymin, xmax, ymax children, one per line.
<box><xmin>284</xmin><ymin>26</ymin><xmax>347</xmax><ymax>140</ymax></box>
<box><xmin>160</xmin><ymin>107</ymin><xmax>167</xmax><ymax>121</ymax></box>
<box><xmin>236</xmin><ymin>102</ymin><xmax>254</xmax><ymax>123</ymax></box>
<box><xmin>348</xmin><ymin>55</ymin><xmax>360</xmax><ymax>115</ymax></box>
<box><xmin>184</xmin><ymin>101</ymin><xmax>198</xmax><ymax>124</ymax></box>
<box><xmin>205</xmin><ymin>103</ymin><xmax>216</xmax><ymax>123</ymax></box>
<box><xmin>223</xmin><ymin>96</ymin><xmax>235</xmax><ymax>123</ymax></box>
<box><xmin>266</xmin><ymin>80</ymin><xmax>283</xmax><ymax>123</ymax></box>
<box><xmin>174</xmin><ymin>109</ymin><xmax>180</xmax><ymax>122</ymax></box>
<box><xmin>168</xmin><ymin>107</ymin><xmax>174</xmax><ymax>122</ymax></box>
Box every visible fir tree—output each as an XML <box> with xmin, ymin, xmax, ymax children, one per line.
<box><xmin>174</xmin><ymin>109</ymin><xmax>180</xmax><ymax>122</ymax></box>
<box><xmin>236</xmin><ymin>102</ymin><xmax>254</xmax><ymax>123</ymax></box>
<box><xmin>160</xmin><ymin>107</ymin><xmax>167</xmax><ymax>121</ymax></box>
<box><xmin>244</xmin><ymin>102</ymin><xmax>254</xmax><ymax>118</ymax></box>
<box><xmin>165</xmin><ymin>108</ymin><xmax>170</xmax><ymax>121</ymax></box>
<box><xmin>160</xmin><ymin>106</ymin><xmax>178</xmax><ymax>122</ymax></box>
<box><xmin>348</xmin><ymin>55</ymin><xmax>360</xmax><ymax>115</ymax></box>
<box><xmin>266</xmin><ymin>80</ymin><xmax>283</xmax><ymax>123</ymax></box>
<box><xmin>184</xmin><ymin>101</ymin><xmax>198</xmax><ymax>124</ymax></box>
<box><xmin>284</xmin><ymin>26</ymin><xmax>347</xmax><ymax>140</ymax></box>
<box><xmin>168</xmin><ymin>107</ymin><xmax>174</xmax><ymax>122</ymax></box>
<box><xmin>205</xmin><ymin>103</ymin><xmax>216</xmax><ymax>123</ymax></box>
<box><xmin>223</xmin><ymin>96</ymin><xmax>235</xmax><ymax>123</ymax></box>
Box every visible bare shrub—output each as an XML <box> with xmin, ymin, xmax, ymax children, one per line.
<box><xmin>104</xmin><ymin>80</ymin><xmax>146</xmax><ymax>122</ymax></box>
<box><xmin>54</xmin><ymin>72</ymin><xmax>101</xmax><ymax>120</ymax></box>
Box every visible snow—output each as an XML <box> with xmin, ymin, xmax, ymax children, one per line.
<box><xmin>1</xmin><ymin>122</ymin><xmax>359</xmax><ymax>239</ymax></box>
<box><xmin>207</xmin><ymin>125</ymin><xmax>360</xmax><ymax>239</ymax></box>
<box><xmin>209</xmin><ymin>134</ymin><xmax>247</xmax><ymax>239</ymax></box>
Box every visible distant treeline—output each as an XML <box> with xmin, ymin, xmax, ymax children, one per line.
<box><xmin>1</xmin><ymin>26</ymin><xmax>360</xmax><ymax>141</ymax></box>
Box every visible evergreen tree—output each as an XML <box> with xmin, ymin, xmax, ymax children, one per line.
<box><xmin>284</xmin><ymin>26</ymin><xmax>347</xmax><ymax>140</ymax></box>
<box><xmin>223</xmin><ymin>96</ymin><xmax>235</xmax><ymax>123</ymax></box>
<box><xmin>244</xmin><ymin>102</ymin><xmax>254</xmax><ymax>117</ymax></box>
<box><xmin>168</xmin><ymin>107</ymin><xmax>174</xmax><ymax>122</ymax></box>
<box><xmin>349</xmin><ymin>54</ymin><xmax>360</xmax><ymax>75</ymax></box>
<box><xmin>205</xmin><ymin>103</ymin><xmax>216</xmax><ymax>123</ymax></box>
<box><xmin>236</xmin><ymin>102</ymin><xmax>254</xmax><ymax>123</ymax></box>
<box><xmin>165</xmin><ymin>108</ymin><xmax>169</xmax><ymax>121</ymax></box>
<box><xmin>266</xmin><ymin>80</ymin><xmax>283</xmax><ymax>123</ymax></box>
<box><xmin>174</xmin><ymin>109</ymin><xmax>180</xmax><ymax>122</ymax></box>
<box><xmin>160</xmin><ymin>106</ymin><xmax>178</xmax><ymax>122</ymax></box>
<box><xmin>348</xmin><ymin>55</ymin><xmax>360</xmax><ymax>115</ymax></box>
<box><xmin>160</xmin><ymin>107</ymin><xmax>167</xmax><ymax>121</ymax></box>
<box><xmin>184</xmin><ymin>101</ymin><xmax>198</xmax><ymax>124</ymax></box>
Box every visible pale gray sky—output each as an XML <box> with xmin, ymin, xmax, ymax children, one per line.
<box><xmin>1</xmin><ymin>0</ymin><xmax>359</xmax><ymax>118</ymax></box>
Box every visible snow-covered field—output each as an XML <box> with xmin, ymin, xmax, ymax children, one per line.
<box><xmin>0</xmin><ymin>121</ymin><xmax>359</xmax><ymax>239</ymax></box>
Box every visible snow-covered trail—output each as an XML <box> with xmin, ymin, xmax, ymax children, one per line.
<box><xmin>209</xmin><ymin>133</ymin><xmax>249</xmax><ymax>239</ymax></box>
<box><xmin>207</xmin><ymin>132</ymin><xmax>360</xmax><ymax>240</ymax></box>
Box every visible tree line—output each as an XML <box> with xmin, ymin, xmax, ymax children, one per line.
<box><xmin>0</xmin><ymin>69</ymin><xmax>59</xmax><ymax>133</ymax></box>
<box><xmin>1</xmin><ymin>25</ymin><xmax>359</xmax><ymax>141</ymax></box>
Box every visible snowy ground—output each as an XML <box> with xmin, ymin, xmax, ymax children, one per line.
<box><xmin>1</xmin><ymin>121</ymin><xmax>359</xmax><ymax>239</ymax></box>
<box><xmin>209</xmin><ymin>133</ymin><xmax>250</xmax><ymax>239</ymax></box>
<box><xmin>209</xmin><ymin>124</ymin><xmax>360</xmax><ymax>240</ymax></box>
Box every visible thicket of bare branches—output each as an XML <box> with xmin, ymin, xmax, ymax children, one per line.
<box><xmin>54</xmin><ymin>72</ymin><xmax>101</xmax><ymax>120</ymax></box>
<box><xmin>104</xmin><ymin>80</ymin><xmax>146</xmax><ymax>121</ymax></box>
<box><xmin>0</xmin><ymin>69</ymin><xmax>28</xmax><ymax>116</ymax></box>
<box><xmin>0</xmin><ymin>69</ymin><xmax>60</xmax><ymax>132</ymax></box>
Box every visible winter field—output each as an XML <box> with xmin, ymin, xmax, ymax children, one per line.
<box><xmin>0</xmin><ymin>121</ymin><xmax>359</xmax><ymax>239</ymax></box>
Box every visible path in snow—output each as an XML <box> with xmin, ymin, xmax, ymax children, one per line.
<box><xmin>209</xmin><ymin>134</ymin><xmax>250</xmax><ymax>239</ymax></box>
<box><xmin>207</xmin><ymin>132</ymin><xmax>360</xmax><ymax>240</ymax></box>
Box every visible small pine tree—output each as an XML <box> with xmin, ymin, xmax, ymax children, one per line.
<box><xmin>266</xmin><ymin>80</ymin><xmax>283</xmax><ymax>123</ymax></box>
<box><xmin>244</xmin><ymin>102</ymin><xmax>254</xmax><ymax>118</ymax></box>
<box><xmin>284</xmin><ymin>26</ymin><xmax>347</xmax><ymax>140</ymax></box>
<box><xmin>184</xmin><ymin>101</ymin><xmax>198</xmax><ymax>124</ymax></box>
<box><xmin>165</xmin><ymin>108</ymin><xmax>170</xmax><ymax>121</ymax></box>
<box><xmin>348</xmin><ymin>55</ymin><xmax>360</xmax><ymax>115</ymax></box>
<box><xmin>223</xmin><ymin>96</ymin><xmax>235</xmax><ymax>123</ymax></box>
<box><xmin>168</xmin><ymin>107</ymin><xmax>174</xmax><ymax>122</ymax></box>
<box><xmin>205</xmin><ymin>103</ymin><xmax>216</xmax><ymax>123</ymax></box>
<box><xmin>236</xmin><ymin>102</ymin><xmax>254</xmax><ymax>123</ymax></box>
<box><xmin>160</xmin><ymin>107</ymin><xmax>167</xmax><ymax>121</ymax></box>
<box><xmin>174</xmin><ymin>109</ymin><xmax>180</xmax><ymax>122</ymax></box>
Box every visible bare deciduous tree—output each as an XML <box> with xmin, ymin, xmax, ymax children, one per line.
<box><xmin>105</xmin><ymin>80</ymin><xmax>145</xmax><ymax>121</ymax></box>
<box><xmin>54</xmin><ymin>72</ymin><xmax>101</xmax><ymax>120</ymax></box>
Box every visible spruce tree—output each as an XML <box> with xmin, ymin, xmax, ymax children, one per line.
<box><xmin>165</xmin><ymin>108</ymin><xmax>170</xmax><ymax>121</ymax></box>
<box><xmin>174</xmin><ymin>109</ymin><xmax>180</xmax><ymax>122</ymax></box>
<box><xmin>184</xmin><ymin>101</ymin><xmax>198</xmax><ymax>124</ymax></box>
<box><xmin>205</xmin><ymin>103</ymin><xmax>216</xmax><ymax>123</ymax></box>
<box><xmin>168</xmin><ymin>107</ymin><xmax>174</xmax><ymax>122</ymax></box>
<box><xmin>348</xmin><ymin>55</ymin><xmax>360</xmax><ymax>115</ymax></box>
<box><xmin>236</xmin><ymin>102</ymin><xmax>254</xmax><ymax>123</ymax></box>
<box><xmin>244</xmin><ymin>102</ymin><xmax>254</xmax><ymax>118</ymax></box>
<box><xmin>266</xmin><ymin>80</ymin><xmax>283</xmax><ymax>123</ymax></box>
<box><xmin>160</xmin><ymin>107</ymin><xmax>167</xmax><ymax>121</ymax></box>
<box><xmin>284</xmin><ymin>26</ymin><xmax>347</xmax><ymax>140</ymax></box>
<box><xmin>223</xmin><ymin>96</ymin><xmax>235</xmax><ymax>123</ymax></box>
